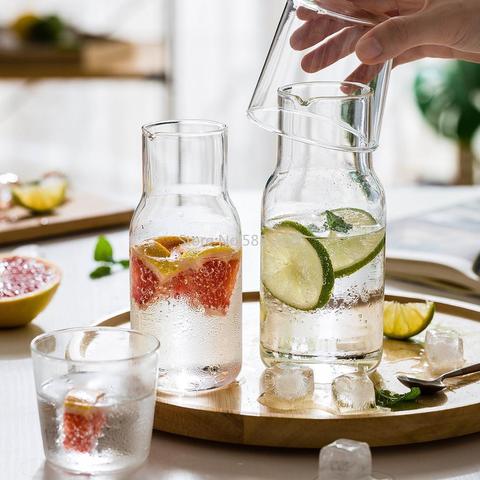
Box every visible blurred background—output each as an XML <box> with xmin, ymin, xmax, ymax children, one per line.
<box><xmin>1</xmin><ymin>0</ymin><xmax>480</xmax><ymax>201</ymax></box>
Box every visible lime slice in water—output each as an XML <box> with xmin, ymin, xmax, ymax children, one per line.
<box><xmin>318</xmin><ymin>208</ymin><xmax>385</xmax><ymax>278</ymax></box>
<box><xmin>383</xmin><ymin>300</ymin><xmax>435</xmax><ymax>340</ymax></box>
<box><xmin>261</xmin><ymin>221</ymin><xmax>334</xmax><ymax>311</ymax></box>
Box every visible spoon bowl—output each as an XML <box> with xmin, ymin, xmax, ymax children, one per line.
<box><xmin>397</xmin><ymin>362</ymin><xmax>480</xmax><ymax>395</ymax></box>
<box><xmin>397</xmin><ymin>375</ymin><xmax>446</xmax><ymax>394</ymax></box>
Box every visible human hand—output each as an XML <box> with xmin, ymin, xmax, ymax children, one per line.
<box><xmin>291</xmin><ymin>0</ymin><xmax>480</xmax><ymax>76</ymax></box>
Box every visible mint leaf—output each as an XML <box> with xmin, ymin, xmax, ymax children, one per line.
<box><xmin>94</xmin><ymin>235</ymin><xmax>113</xmax><ymax>262</ymax></box>
<box><xmin>324</xmin><ymin>210</ymin><xmax>353</xmax><ymax>233</ymax></box>
<box><xmin>89</xmin><ymin>265</ymin><xmax>112</xmax><ymax>279</ymax></box>
<box><xmin>375</xmin><ymin>387</ymin><xmax>421</xmax><ymax>408</ymax></box>
<box><xmin>350</xmin><ymin>172</ymin><xmax>372</xmax><ymax>198</ymax></box>
<box><xmin>90</xmin><ymin>236</ymin><xmax>129</xmax><ymax>279</ymax></box>
<box><xmin>307</xmin><ymin>223</ymin><xmax>321</xmax><ymax>233</ymax></box>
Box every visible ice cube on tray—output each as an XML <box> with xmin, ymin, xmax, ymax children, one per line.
<box><xmin>425</xmin><ymin>329</ymin><xmax>464</xmax><ymax>374</ymax></box>
<box><xmin>332</xmin><ymin>372</ymin><xmax>376</xmax><ymax>413</ymax></box>
<box><xmin>260</xmin><ymin>363</ymin><xmax>314</xmax><ymax>409</ymax></box>
<box><xmin>319</xmin><ymin>438</ymin><xmax>372</xmax><ymax>480</ymax></box>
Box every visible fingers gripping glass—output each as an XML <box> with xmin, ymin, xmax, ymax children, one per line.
<box><xmin>248</xmin><ymin>0</ymin><xmax>392</xmax><ymax>148</ymax></box>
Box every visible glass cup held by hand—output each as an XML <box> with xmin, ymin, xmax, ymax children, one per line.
<box><xmin>31</xmin><ymin>327</ymin><xmax>159</xmax><ymax>475</ymax></box>
<box><xmin>130</xmin><ymin>120</ymin><xmax>242</xmax><ymax>393</ymax></box>
<box><xmin>248</xmin><ymin>0</ymin><xmax>392</xmax><ymax>148</ymax></box>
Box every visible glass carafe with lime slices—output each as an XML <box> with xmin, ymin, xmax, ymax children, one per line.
<box><xmin>260</xmin><ymin>82</ymin><xmax>385</xmax><ymax>377</ymax></box>
<box><xmin>130</xmin><ymin>120</ymin><xmax>242</xmax><ymax>393</ymax></box>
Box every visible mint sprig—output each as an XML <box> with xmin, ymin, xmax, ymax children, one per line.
<box><xmin>375</xmin><ymin>387</ymin><xmax>421</xmax><ymax>408</ymax></box>
<box><xmin>89</xmin><ymin>236</ymin><xmax>129</xmax><ymax>279</ymax></box>
<box><xmin>324</xmin><ymin>210</ymin><xmax>353</xmax><ymax>234</ymax></box>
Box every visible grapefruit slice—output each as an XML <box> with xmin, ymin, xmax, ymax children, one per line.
<box><xmin>168</xmin><ymin>254</ymin><xmax>240</xmax><ymax>315</ymax></box>
<box><xmin>130</xmin><ymin>252</ymin><xmax>162</xmax><ymax>308</ymax></box>
<box><xmin>63</xmin><ymin>389</ymin><xmax>106</xmax><ymax>453</ymax></box>
<box><xmin>0</xmin><ymin>255</ymin><xmax>61</xmax><ymax>327</ymax></box>
<box><xmin>130</xmin><ymin>239</ymin><xmax>240</xmax><ymax>315</ymax></box>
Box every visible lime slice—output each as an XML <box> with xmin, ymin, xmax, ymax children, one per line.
<box><xmin>262</xmin><ymin>221</ymin><xmax>334</xmax><ymax>310</ymax></box>
<box><xmin>383</xmin><ymin>301</ymin><xmax>435</xmax><ymax>340</ymax></box>
<box><xmin>319</xmin><ymin>208</ymin><xmax>385</xmax><ymax>277</ymax></box>
<box><xmin>12</xmin><ymin>175</ymin><xmax>67</xmax><ymax>213</ymax></box>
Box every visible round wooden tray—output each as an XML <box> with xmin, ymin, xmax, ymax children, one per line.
<box><xmin>98</xmin><ymin>292</ymin><xmax>480</xmax><ymax>448</ymax></box>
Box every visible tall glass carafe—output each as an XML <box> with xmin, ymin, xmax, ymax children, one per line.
<box><xmin>260</xmin><ymin>83</ymin><xmax>385</xmax><ymax>378</ymax></box>
<box><xmin>130</xmin><ymin>120</ymin><xmax>242</xmax><ymax>392</ymax></box>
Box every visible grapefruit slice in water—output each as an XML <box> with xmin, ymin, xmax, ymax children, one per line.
<box><xmin>130</xmin><ymin>239</ymin><xmax>240</xmax><ymax>315</ymax></box>
<box><xmin>0</xmin><ymin>255</ymin><xmax>61</xmax><ymax>327</ymax></box>
<box><xmin>63</xmin><ymin>389</ymin><xmax>106</xmax><ymax>453</ymax></box>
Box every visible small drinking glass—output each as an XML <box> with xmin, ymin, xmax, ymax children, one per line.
<box><xmin>31</xmin><ymin>327</ymin><xmax>159</xmax><ymax>475</ymax></box>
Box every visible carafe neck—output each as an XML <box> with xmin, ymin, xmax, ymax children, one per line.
<box><xmin>277</xmin><ymin>136</ymin><xmax>373</xmax><ymax>173</ymax></box>
<box><xmin>142</xmin><ymin>121</ymin><xmax>227</xmax><ymax>195</ymax></box>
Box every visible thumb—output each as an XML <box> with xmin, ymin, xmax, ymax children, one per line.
<box><xmin>356</xmin><ymin>11</ymin><xmax>455</xmax><ymax>64</ymax></box>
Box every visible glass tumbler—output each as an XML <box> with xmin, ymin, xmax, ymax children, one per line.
<box><xmin>31</xmin><ymin>327</ymin><xmax>159</xmax><ymax>475</ymax></box>
<box><xmin>260</xmin><ymin>82</ymin><xmax>385</xmax><ymax>379</ymax></box>
<box><xmin>248</xmin><ymin>0</ymin><xmax>392</xmax><ymax>148</ymax></box>
<box><xmin>130</xmin><ymin>120</ymin><xmax>242</xmax><ymax>393</ymax></box>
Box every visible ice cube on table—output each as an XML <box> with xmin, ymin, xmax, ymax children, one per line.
<box><xmin>319</xmin><ymin>438</ymin><xmax>372</xmax><ymax>480</ymax></box>
<box><xmin>425</xmin><ymin>329</ymin><xmax>464</xmax><ymax>374</ymax></box>
<box><xmin>332</xmin><ymin>372</ymin><xmax>376</xmax><ymax>413</ymax></box>
<box><xmin>260</xmin><ymin>363</ymin><xmax>314</xmax><ymax>409</ymax></box>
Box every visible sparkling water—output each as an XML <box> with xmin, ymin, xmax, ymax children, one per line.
<box><xmin>131</xmin><ymin>287</ymin><xmax>242</xmax><ymax>392</ymax></box>
<box><xmin>261</xmin><ymin>213</ymin><xmax>385</xmax><ymax>378</ymax></box>
<box><xmin>130</xmin><ymin>237</ymin><xmax>242</xmax><ymax>392</ymax></box>
<box><xmin>37</xmin><ymin>372</ymin><xmax>156</xmax><ymax>475</ymax></box>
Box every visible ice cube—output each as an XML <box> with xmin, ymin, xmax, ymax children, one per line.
<box><xmin>260</xmin><ymin>363</ymin><xmax>314</xmax><ymax>409</ymax></box>
<box><xmin>319</xmin><ymin>438</ymin><xmax>372</xmax><ymax>480</ymax></box>
<box><xmin>425</xmin><ymin>329</ymin><xmax>464</xmax><ymax>374</ymax></box>
<box><xmin>332</xmin><ymin>372</ymin><xmax>376</xmax><ymax>413</ymax></box>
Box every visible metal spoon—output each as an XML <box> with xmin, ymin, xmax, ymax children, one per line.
<box><xmin>397</xmin><ymin>362</ymin><xmax>480</xmax><ymax>395</ymax></box>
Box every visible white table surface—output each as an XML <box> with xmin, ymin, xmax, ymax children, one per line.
<box><xmin>2</xmin><ymin>186</ymin><xmax>480</xmax><ymax>480</ymax></box>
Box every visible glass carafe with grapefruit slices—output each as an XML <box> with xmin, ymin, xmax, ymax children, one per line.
<box><xmin>260</xmin><ymin>82</ymin><xmax>386</xmax><ymax>378</ymax></box>
<box><xmin>130</xmin><ymin>121</ymin><xmax>242</xmax><ymax>393</ymax></box>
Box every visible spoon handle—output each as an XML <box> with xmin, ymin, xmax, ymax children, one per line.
<box><xmin>441</xmin><ymin>362</ymin><xmax>480</xmax><ymax>380</ymax></box>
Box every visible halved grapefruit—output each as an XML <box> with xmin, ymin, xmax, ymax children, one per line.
<box><xmin>131</xmin><ymin>238</ymin><xmax>240</xmax><ymax>316</ymax></box>
<box><xmin>0</xmin><ymin>255</ymin><xmax>61</xmax><ymax>328</ymax></box>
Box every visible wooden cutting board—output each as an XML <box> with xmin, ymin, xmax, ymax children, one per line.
<box><xmin>0</xmin><ymin>192</ymin><xmax>132</xmax><ymax>246</ymax></box>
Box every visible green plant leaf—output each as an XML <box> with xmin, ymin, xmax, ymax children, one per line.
<box><xmin>414</xmin><ymin>60</ymin><xmax>480</xmax><ymax>144</ymax></box>
<box><xmin>117</xmin><ymin>259</ymin><xmax>129</xmax><ymax>268</ymax></box>
<box><xmin>89</xmin><ymin>265</ymin><xmax>112</xmax><ymax>279</ymax></box>
<box><xmin>94</xmin><ymin>235</ymin><xmax>114</xmax><ymax>262</ymax></box>
<box><xmin>375</xmin><ymin>387</ymin><xmax>421</xmax><ymax>408</ymax></box>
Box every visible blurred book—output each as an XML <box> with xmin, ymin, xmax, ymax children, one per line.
<box><xmin>387</xmin><ymin>198</ymin><xmax>480</xmax><ymax>297</ymax></box>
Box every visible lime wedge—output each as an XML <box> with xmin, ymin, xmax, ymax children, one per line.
<box><xmin>12</xmin><ymin>175</ymin><xmax>67</xmax><ymax>213</ymax></box>
<box><xmin>383</xmin><ymin>301</ymin><xmax>435</xmax><ymax>340</ymax></box>
<box><xmin>318</xmin><ymin>208</ymin><xmax>385</xmax><ymax>277</ymax></box>
<box><xmin>261</xmin><ymin>221</ymin><xmax>334</xmax><ymax>310</ymax></box>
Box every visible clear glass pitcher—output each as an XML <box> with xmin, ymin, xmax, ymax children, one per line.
<box><xmin>130</xmin><ymin>120</ymin><xmax>242</xmax><ymax>393</ymax></box>
<box><xmin>260</xmin><ymin>82</ymin><xmax>385</xmax><ymax>378</ymax></box>
<box><xmin>248</xmin><ymin>0</ymin><xmax>392</xmax><ymax>148</ymax></box>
